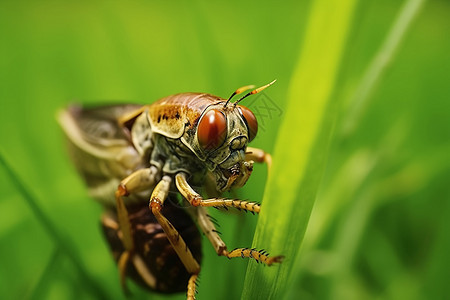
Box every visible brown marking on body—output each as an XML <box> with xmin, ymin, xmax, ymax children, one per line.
<box><xmin>148</xmin><ymin>93</ymin><xmax>225</xmax><ymax>139</ymax></box>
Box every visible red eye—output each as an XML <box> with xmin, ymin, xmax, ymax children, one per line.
<box><xmin>197</xmin><ymin>109</ymin><xmax>227</xmax><ymax>150</ymax></box>
<box><xmin>239</xmin><ymin>106</ymin><xmax>258</xmax><ymax>142</ymax></box>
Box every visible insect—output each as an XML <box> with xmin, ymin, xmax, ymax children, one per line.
<box><xmin>58</xmin><ymin>80</ymin><xmax>283</xmax><ymax>299</ymax></box>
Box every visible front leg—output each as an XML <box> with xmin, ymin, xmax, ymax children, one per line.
<box><xmin>176</xmin><ymin>172</ymin><xmax>283</xmax><ymax>266</ymax></box>
<box><xmin>176</xmin><ymin>172</ymin><xmax>261</xmax><ymax>213</ymax></box>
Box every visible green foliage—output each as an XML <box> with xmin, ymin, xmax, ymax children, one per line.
<box><xmin>243</xmin><ymin>0</ymin><xmax>358</xmax><ymax>298</ymax></box>
<box><xmin>0</xmin><ymin>1</ymin><xmax>449</xmax><ymax>300</ymax></box>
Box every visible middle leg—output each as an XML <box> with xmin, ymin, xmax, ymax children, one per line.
<box><xmin>149</xmin><ymin>176</ymin><xmax>202</xmax><ymax>299</ymax></box>
<box><xmin>149</xmin><ymin>175</ymin><xmax>201</xmax><ymax>275</ymax></box>
<box><xmin>193</xmin><ymin>206</ymin><xmax>283</xmax><ymax>265</ymax></box>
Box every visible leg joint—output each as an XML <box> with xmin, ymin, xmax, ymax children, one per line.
<box><xmin>116</xmin><ymin>183</ymin><xmax>129</xmax><ymax>197</ymax></box>
<box><xmin>150</xmin><ymin>198</ymin><xmax>162</xmax><ymax>213</ymax></box>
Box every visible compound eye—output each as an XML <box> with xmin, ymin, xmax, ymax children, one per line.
<box><xmin>197</xmin><ymin>109</ymin><xmax>227</xmax><ymax>151</ymax></box>
<box><xmin>239</xmin><ymin>105</ymin><xmax>258</xmax><ymax>142</ymax></box>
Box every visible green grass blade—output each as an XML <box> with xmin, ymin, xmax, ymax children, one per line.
<box><xmin>0</xmin><ymin>150</ymin><xmax>110</xmax><ymax>300</ymax></box>
<box><xmin>242</xmin><ymin>0</ymin><xmax>358</xmax><ymax>299</ymax></box>
<box><xmin>341</xmin><ymin>0</ymin><xmax>426</xmax><ymax>136</ymax></box>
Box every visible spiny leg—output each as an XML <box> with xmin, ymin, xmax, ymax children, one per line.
<box><xmin>179</xmin><ymin>173</ymin><xmax>283</xmax><ymax>265</ymax></box>
<box><xmin>176</xmin><ymin>172</ymin><xmax>261</xmax><ymax>214</ymax></box>
<box><xmin>193</xmin><ymin>205</ymin><xmax>283</xmax><ymax>265</ymax></box>
<box><xmin>175</xmin><ymin>172</ymin><xmax>260</xmax><ymax>213</ymax></box>
<box><xmin>191</xmin><ymin>206</ymin><xmax>227</xmax><ymax>255</ymax></box>
<box><xmin>225</xmin><ymin>248</ymin><xmax>284</xmax><ymax>265</ymax></box>
<box><xmin>186</xmin><ymin>274</ymin><xmax>199</xmax><ymax>300</ymax></box>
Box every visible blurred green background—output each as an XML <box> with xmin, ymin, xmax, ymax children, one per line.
<box><xmin>0</xmin><ymin>0</ymin><xmax>449</xmax><ymax>299</ymax></box>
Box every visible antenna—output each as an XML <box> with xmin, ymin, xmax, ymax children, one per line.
<box><xmin>224</xmin><ymin>84</ymin><xmax>255</xmax><ymax>107</ymax></box>
<box><xmin>233</xmin><ymin>79</ymin><xmax>276</xmax><ymax>106</ymax></box>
